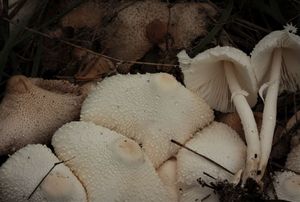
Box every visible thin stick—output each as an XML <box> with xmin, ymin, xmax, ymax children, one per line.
<box><xmin>27</xmin><ymin>157</ymin><xmax>75</xmax><ymax>200</ymax></box>
<box><xmin>1</xmin><ymin>17</ymin><xmax>178</xmax><ymax>68</ymax></box>
<box><xmin>171</xmin><ymin>139</ymin><xmax>234</xmax><ymax>175</ymax></box>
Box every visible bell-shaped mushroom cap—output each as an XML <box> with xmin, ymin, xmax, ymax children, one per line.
<box><xmin>177</xmin><ymin>46</ymin><xmax>257</xmax><ymax>112</ymax></box>
<box><xmin>157</xmin><ymin>158</ymin><xmax>179</xmax><ymax>201</ymax></box>
<box><xmin>251</xmin><ymin>25</ymin><xmax>300</xmax><ymax>91</ymax></box>
<box><xmin>52</xmin><ymin>121</ymin><xmax>172</xmax><ymax>202</ymax></box>
<box><xmin>177</xmin><ymin>122</ymin><xmax>246</xmax><ymax>187</ymax></box>
<box><xmin>179</xmin><ymin>186</ymin><xmax>219</xmax><ymax>202</ymax></box>
<box><xmin>0</xmin><ymin>75</ymin><xmax>84</xmax><ymax>155</ymax></box>
<box><xmin>0</xmin><ymin>144</ymin><xmax>87</xmax><ymax>202</ymax></box>
<box><xmin>81</xmin><ymin>73</ymin><xmax>213</xmax><ymax>168</ymax></box>
<box><xmin>286</xmin><ymin>143</ymin><xmax>300</xmax><ymax>172</ymax></box>
<box><xmin>273</xmin><ymin>171</ymin><xmax>300</xmax><ymax>201</ymax></box>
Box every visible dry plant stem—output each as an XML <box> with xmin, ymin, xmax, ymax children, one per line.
<box><xmin>224</xmin><ymin>61</ymin><xmax>260</xmax><ymax>182</ymax></box>
<box><xmin>258</xmin><ymin>48</ymin><xmax>282</xmax><ymax>178</ymax></box>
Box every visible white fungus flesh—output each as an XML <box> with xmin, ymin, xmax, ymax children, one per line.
<box><xmin>251</xmin><ymin>25</ymin><xmax>300</xmax><ymax>177</ymax></box>
<box><xmin>52</xmin><ymin>121</ymin><xmax>172</xmax><ymax>202</ymax></box>
<box><xmin>157</xmin><ymin>158</ymin><xmax>179</xmax><ymax>201</ymax></box>
<box><xmin>273</xmin><ymin>171</ymin><xmax>300</xmax><ymax>202</ymax></box>
<box><xmin>0</xmin><ymin>144</ymin><xmax>87</xmax><ymax>202</ymax></box>
<box><xmin>177</xmin><ymin>46</ymin><xmax>259</xmax><ymax>181</ymax></box>
<box><xmin>81</xmin><ymin>73</ymin><xmax>214</xmax><ymax>168</ymax></box>
<box><xmin>177</xmin><ymin>122</ymin><xmax>246</xmax><ymax>201</ymax></box>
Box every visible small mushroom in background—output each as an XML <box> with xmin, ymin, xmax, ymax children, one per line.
<box><xmin>0</xmin><ymin>75</ymin><xmax>85</xmax><ymax>155</ymax></box>
<box><xmin>101</xmin><ymin>1</ymin><xmax>216</xmax><ymax>73</ymax></box>
<box><xmin>250</xmin><ymin>24</ymin><xmax>300</xmax><ymax>178</ymax></box>
<box><xmin>52</xmin><ymin>121</ymin><xmax>172</xmax><ymax>202</ymax></box>
<box><xmin>177</xmin><ymin>122</ymin><xmax>246</xmax><ymax>202</ymax></box>
<box><xmin>0</xmin><ymin>144</ymin><xmax>87</xmax><ymax>202</ymax></box>
<box><xmin>157</xmin><ymin>158</ymin><xmax>179</xmax><ymax>202</ymax></box>
<box><xmin>80</xmin><ymin>73</ymin><xmax>214</xmax><ymax>168</ymax></box>
<box><xmin>177</xmin><ymin>46</ymin><xmax>259</xmax><ymax>181</ymax></box>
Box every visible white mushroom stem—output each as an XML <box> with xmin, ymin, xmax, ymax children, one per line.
<box><xmin>224</xmin><ymin>61</ymin><xmax>260</xmax><ymax>182</ymax></box>
<box><xmin>258</xmin><ymin>48</ymin><xmax>282</xmax><ymax>178</ymax></box>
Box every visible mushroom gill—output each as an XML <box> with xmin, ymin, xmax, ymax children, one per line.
<box><xmin>0</xmin><ymin>75</ymin><xmax>85</xmax><ymax>155</ymax></box>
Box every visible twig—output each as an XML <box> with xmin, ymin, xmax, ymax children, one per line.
<box><xmin>27</xmin><ymin>157</ymin><xmax>75</xmax><ymax>200</ymax></box>
<box><xmin>1</xmin><ymin>17</ymin><xmax>179</xmax><ymax>68</ymax></box>
<box><xmin>170</xmin><ymin>139</ymin><xmax>234</xmax><ymax>175</ymax></box>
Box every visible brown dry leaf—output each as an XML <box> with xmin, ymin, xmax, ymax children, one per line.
<box><xmin>75</xmin><ymin>54</ymin><xmax>115</xmax><ymax>81</ymax></box>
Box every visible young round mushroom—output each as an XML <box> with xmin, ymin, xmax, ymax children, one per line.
<box><xmin>177</xmin><ymin>122</ymin><xmax>246</xmax><ymax>201</ymax></box>
<box><xmin>273</xmin><ymin>171</ymin><xmax>300</xmax><ymax>201</ymax></box>
<box><xmin>250</xmin><ymin>24</ymin><xmax>300</xmax><ymax>177</ymax></box>
<box><xmin>52</xmin><ymin>121</ymin><xmax>172</xmax><ymax>202</ymax></box>
<box><xmin>0</xmin><ymin>144</ymin><xmax>87</xmax><ymax>202</ymax></box>
<box><xmin>80</xmin><ymin>73</ymin><xmax>214</xmax><ymax>168</ymax></box>
<box><xmin>177</xmin><ymin>46</ymin><xmax>259</xmax><ymax>181</ymax></box>
<box><xmin>157</xmin><ymin>158</ymin><xmax>179</xmax><ymax>201</ymax></box>
<box><xmin>0</xmin><ymin>75</ymin><xmax>84</xmax><ymax>155</ymax></box>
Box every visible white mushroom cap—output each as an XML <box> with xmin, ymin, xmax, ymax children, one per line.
<box><xmin>251</xmin><ymin>25</ymin><xmax>300</xmax><ymax>91</ymax></box>
<box><xmin>81</xmin><ymin>73</ymin><xmax>213</xmax><ymax>168</ymax></box>
<box><xmin>177</xmin><ymin>46</ymin><xmax>257</xmax><ymax>112</ymax></box>
<box><xmin>178</xmin><ymin>46</ymin><xmax>260</xmax><ymax>181</ymax></box>
<box><xmin>0</xmin><ymin>144</ymin><xmax>87</xmax><ymax>202</ymax></box>
<box><xmin>52</xmin><ymin>121</ymin><xmax>172</xmax><ymax>202</ymax></box>
<box><xmin>273</xmin><ymin>171</ymin><xmax>300</xmax><ymax>201</ymax></box>
<box><xmin>177</xmin><ymin>122</ymin><xmax>246</xmax><ymax>187</ymax></box>
<box><xmin>286</xmin><ymin>143</ymin><xmax>300</xmax><ymax>172</ymax></box>
<box><xmin>179</xmin><ymin>186</ymin><xmax>219</xmax><ymax>202</ymax></box>
<box><xmin>157</xmin><ymin>158</ymin><xmax>179</xmax><ymax>201</ymax></box>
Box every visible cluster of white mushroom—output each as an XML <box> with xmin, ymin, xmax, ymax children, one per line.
<box><xmin>0</xmin><ymin>25</ymin><xmax>299</xmax><ymax>202</ymax></box>
<box><xmin>177</xmin><ymin>24</ymin><xmax>300</xmax><ymax>200</ymax></box>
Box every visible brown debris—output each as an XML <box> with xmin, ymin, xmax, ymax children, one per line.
<box><xmin>75</xmin><ymin>54</ymin><xmax>115</xmax><ymax>81</ymax></box>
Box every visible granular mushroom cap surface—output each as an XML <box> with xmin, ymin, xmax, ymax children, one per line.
<box><xmin>52</xmin><ymin>121</ymin><xmax>172</xmax><ymax>202</ymax></box>
<box><xmin>177</xmin><ymin>122</ymin><xmax>246</xmax><ymax>186</ymax></box>
<box><xmin>80</xmin><ymin>73</ymin><xmax>214</xmax><ymax>168</ymax></box>
<box><xmin>0</xmin><ymin>144</ymin><xmax>87</xmax><ymax>202</ymax></box>
<box><xmin>0</xmin><ymin>75</ymin><xmax>84</xmax><ymax>155</ymax></box>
